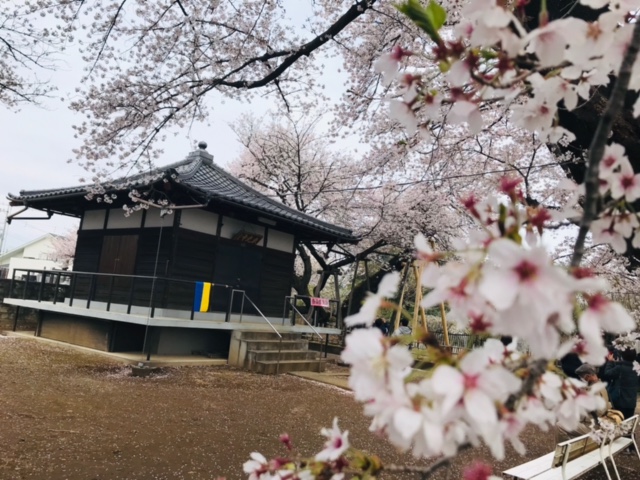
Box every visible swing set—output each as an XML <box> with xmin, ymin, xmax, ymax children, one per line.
<box><xmin>391</xmin><ymin>260</ymin><xmax>450</xmax><ymax>347</ymax></box>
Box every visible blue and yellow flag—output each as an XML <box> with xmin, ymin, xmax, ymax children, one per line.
<box><xmin>193</xmin><ymin>282</ymin><xmax>212</xmax><ymax>312</ymax></box>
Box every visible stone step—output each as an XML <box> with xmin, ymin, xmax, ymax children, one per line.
<box><xmin>247</xmin><ymin>349</ymin><xmax>320</xmax><ymax>363</ymax></box>
<box><xmin>241</xmin><ymin>339</ymin><xmax>308</xmax><ymax>351</ymax></box>
<box><xmin>239</xmin><ymin>331</ymin><xmax>301</xmax><ymax>341</ymax></box>
<box><xmin>253</xmin><ymin>359</ymin><xmax>326</xmax><ymax>375</ymax></box>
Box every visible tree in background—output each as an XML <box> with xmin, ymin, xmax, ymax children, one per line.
<box><xmin>49</xmin><ymin>229</ymin><xmax>77</xmax><ymax>270</ymax></box>
<box><xmin>0</xmin><ymin>1</ymin><xmax>74</xmax><ymax>107</ymax></box>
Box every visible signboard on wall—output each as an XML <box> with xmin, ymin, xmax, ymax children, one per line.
<box><xmin>310</xmin><ymin>297</ymin><xmax>330</xmax><ymax>308</ymax></box>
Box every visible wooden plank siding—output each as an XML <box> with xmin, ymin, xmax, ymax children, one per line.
<box><xmin>133</xmin><ymin>229</ymin><xmax>174</xmax><ymax>309</ymax></box>
<box><xmin>73</xmin><ymin>231</ymin><xmax>103</xmax><ymax>272</ymax></box>
<box><xmin>72</xmin><ymin>231</ymin><xmax>104</xmax><ymax>300</ymax></box>
<box><xmin>69</xmin><ymin>226</ymin><xmax>294</xmax><ymax>317</ymax></box>
<box><xmin>167</xmin><ymin>229</ymin><xmax>217</xmax><ymax>310</ymax></box>
<box><xmin>259</xmin><ymin>249</ymin><xmax>295</xmax><ymax>317</ymax></box>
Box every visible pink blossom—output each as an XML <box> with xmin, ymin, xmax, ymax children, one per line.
<box><xmin>448</xmin><ymin>59</ymin><xmax>472</xmax><ymax>87</ymax></box>
<box><xmin>341</xmin><ymin>328</ymin><xmax>413</xmax><ymax>401</ymax></box>
<box><xmin>578</xmin><ymin>294</ymin><xmax>635</xmax><ymax>347</ymax></box>
<box><xmin>389</xmin><ymin>100</ymin><xmax>418</xmax><ymax>136</ymax></box>
<box><xmin>373</xmin><ymin>46</ymin><xmax>411</xmax><ymax>86</ymax></box>
<box><xmin>511</xmin><ymin>96</ymin><xmax>556</xmax><ymax>134</ymax></box>
<box><xmin>430</xmin><ymin>349</ymin><xmax>521</xmax><ymax>425</ymax></box>
<box><xmin>590</xmin><ymin>217</ymin><xmax>628</xmax><ymax>254</ymax></box>
<box><xmin>315</xmin><ymin>418</ymin><xmax>349</xmax><ymax>462</ymax></box>
<box><xmin>609</xmin><ymin>158</ymin><xmax>640</xmax><ymax>202</ymax></box>
<box><xmin>243</xmin><ymin>452</ymin><xmax>269</xmax><ymax>480</ymax></box>
<box><xmin>449</xmin><ymin>100</ymin><xmax>483</xmax><ymax>134</ymax></box>
<box><xmin>599</xmin><ymin>143</ymin><xmax>628</xmax><ymax>180</ymax></box>
<box><xmin>556</xmin><ymin>382</ymin><xmax>607</xmax><ymax>431</ymax></box>
<box><xmin>479</xmin><ymin>239</ymin><xmax>569</xmax><ymax>312</ymax></box>
<box><xmin>525</xmin><ymin>22</ymin><xmax>568</xmax><ymax>67</ymax></box>
<box><xmin>463</xmin><ymin>462</ymin><xmax>494</xmax><ymax>480</ymax></box>
<box><xmin>344</xmin><ymin>272</ymin><xmax>400</xmax><ymax>327</ymax></box>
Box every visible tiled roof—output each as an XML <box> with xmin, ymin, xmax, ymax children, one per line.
<box><xmin>8</xmin><ymin>148</ymin><xmax>359</xmax><ymax>243</ymax></box>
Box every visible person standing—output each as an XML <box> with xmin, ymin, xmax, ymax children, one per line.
<box><xmin>602</xmin><ymin>348</ymin><xmax>639</xmax><ymax>419</ymax></box>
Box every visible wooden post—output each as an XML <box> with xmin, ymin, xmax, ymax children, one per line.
<box><xmin>346</xmin><ymin>260</ymin><xmax>360</xmax><ymax>317</ymax></box>
<box><xmin>394</xmin><ymin>263</ymin><xmax>410</xmax><ymax>332</ymax></box>
<box><xmin>333</xmin><ymin>271</ymin><xmax>343</xmax><ymax>329</ymax></box>
<box><xmin>427</xmin><ymin>238</ymin><xmax>449</xmax><ymax>346</ymax></box>
<box><xmin>411</xmin><ymin>263</ymin><xmax>420</xmax><ymax>334</ymax></box>
<box><xmin>440</xmin><ymin>302</ymin><xmax>450</xmax><ymax>346</ymax></box>
<box><xmin>415</xmin><ymin>263</ymin><xmax>428</xmax><ymax>331</ymax></box>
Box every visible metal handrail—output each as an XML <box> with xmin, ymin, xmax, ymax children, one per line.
<box><xmin>237</xmin><ymin>291</ymin><xmax>284</xmax><ymax>375</ymax></box>
<box><xmin>9</xmin><ymin>268</ymin><xmax>233</xmax><ymax>288</ymax></box>
<box><xmin>9</xmin><ymin>269</ymin><xmax>235</xmax><ymax>319</ymax></box>
<box><xmin>289</xmin><ymin>303</ymin><xmax>322</xmax><ymax>341</ymax></box>
<box><xmin>239</xmin><ymin>292</ymin><xmax>281</xmax><ymax>338</ymax></box>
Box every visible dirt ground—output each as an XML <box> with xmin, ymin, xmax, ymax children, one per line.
<box><xmin>0</xmin><ymin>336</ymin><xmax>638</xmax><ymax>480</ymax></box>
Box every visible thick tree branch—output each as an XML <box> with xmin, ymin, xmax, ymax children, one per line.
<box><xmin>571</xmin><ymin>20</ymin><xmax>640</xmax><ymax>267</ymax></box>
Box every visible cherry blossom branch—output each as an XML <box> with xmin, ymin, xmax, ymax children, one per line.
<box><xmin>570</xmin><ymin>19</ymin><xmax>640</xmax><ymax>268</ymax></box>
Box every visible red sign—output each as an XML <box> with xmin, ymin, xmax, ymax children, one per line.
<box><xmin>310</xmin><ymin>297</ymin><xmax>330</xmax><ymax>308</ymax></box>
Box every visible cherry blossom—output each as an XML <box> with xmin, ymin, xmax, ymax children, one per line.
<box><xmin>315</xmin><ymin>418</ymin><xmax>349</xmax><ymax>462</ymax></box>
<box><xmin>344</xmin><ymin>271</ymin><xmax>401</xmax><ymax>327</ymax></box>
<box><xmin>243</xmin><ymin>452</ymin><xmax>270</xmax><ymax>480</ymax></box>
<box><xmin>578</xmin><ymin>294</ymin><xmax>635</xmax><ymax>349</ymax></box>
<box><xmin>609</xmin><ymin>158</ymin><xmax>640</xmax><ymax>202</ymax></box>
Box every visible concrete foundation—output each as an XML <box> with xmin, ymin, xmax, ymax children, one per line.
<box><xmin>40</xmin><ymin>313</ymin><xmax>111</xmax><ymax>351</ymax></box>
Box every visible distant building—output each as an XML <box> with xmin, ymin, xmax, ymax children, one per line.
<box><xmin>0</xmin><ymin>234</ymin><xmax>68</xmax><ymax>281</ymax></box>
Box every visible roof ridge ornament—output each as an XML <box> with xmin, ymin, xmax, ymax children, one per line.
<box><xmin>193</xmin><ymin>140</ymin><xmax>214</xmax><ymax>165</ymax></box>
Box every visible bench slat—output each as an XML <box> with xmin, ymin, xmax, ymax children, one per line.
<box><xmin>503</xmin><ymin>415</ymin><xmax>639</xmax><ymax>480</ymax></box>
<box><xmin>503</xmin><ymin>452</ymin><xmax>556</xmax><ymax>479</ymax></box>
<box><xmin>530</xmin><ymin>448</ymin><xmax>603</xmax><ymax>480</ymax></box>
<box><xmin>608</xmin><ymin>437</ymin><xmax>633</xmax><ymax>455</ymax></box>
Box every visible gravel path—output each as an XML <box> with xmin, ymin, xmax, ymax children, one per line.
<box><xmin>0</xmin><ymin>336</ymin><xmax>638</xmax><ymax>479</ymax></box>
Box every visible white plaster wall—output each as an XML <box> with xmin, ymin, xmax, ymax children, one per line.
<box><xmin>81</xmin><ymin>210</ymin><xmax>106</xmax><ymax>230</ymax></box>
<box><xmin>144</xmin><ymin>210</ymin><xmax>175</xmax><ymax>228</ymax></box>
<box><xmin>179</xmin><ymin>210</ymin><xmax>218</xmax><ymax>235</ymax></box>
<box><xmin>220</xmin><ymin>217</ymin><xmax>265</xmax><ymax>246</ymax></box>
<box><xmin>266</xmin><ymin>229</ymin><xmax>294</xmax><ymax>253</ymax></box>
<box><xmin>106</xmin><ymin>209</ymin><xmax>143</xmax><ymax>229</ymax></box>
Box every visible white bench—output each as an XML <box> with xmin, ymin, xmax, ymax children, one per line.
<box><xmin>503</xmin><ymin>415</ymin><xmax>639</xmax><ymax>480</ymax></box>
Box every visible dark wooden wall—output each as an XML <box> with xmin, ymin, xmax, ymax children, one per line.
<box><xmin>72</xmin><ymin>225</ymin><xmax>294</xmax><ymax>317</ymax></box>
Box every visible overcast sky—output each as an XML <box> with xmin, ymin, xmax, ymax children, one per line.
<box><xmin>0</xmin><ymin>69</ymin><xmax>270</xmax><ymax>252</ymax></box>
<box><xmin>0</xmin><ymin>3</ymin><xmax>351</xmax><ymax>253</ymax></box>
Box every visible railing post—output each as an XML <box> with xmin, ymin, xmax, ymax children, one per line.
<box><xmin>290</xmin><ymin>295</ymin><xmax>297</xmax><ymax>326</ymax></box>
<box><xmin>22</xmin><ymin>271</ymin><xmax>30</xmax><ymax>300</ymax></box>
<box><xmin>127</xmin><ymin>277</ymin><xmax>136</xmax><ymax>314</ymax></box>
<box><xmin>12</xmin><ymin>306</ymin><xmax>20</xmax><ymax>332</ymax></box>
<box><xmin>276</xmin><ymin>337</ymin><xmax>282</xmax><ymax>375</ymax></box>
<box><xmin>9</xmin><ymin>269</ymin><xmax>16</xmax><ymax>298</ymax></box>
<box><xmin>190</xmin><ymin>282</ymin><xmax>197</xmax><ymax>320</ymax></box>
<box><xmin>53</xmin><ymin>272</ymin><xmax>62</xmax><ymax>305</ymax></box>
<box><xmin>106</xmin><ymin>275</ymin><xmax>115</xmax><ymax>312</ymax></box>
<box><xmin>37</xmin><ymin>272</ymin><xmax>46</xmax><ymax>302</ymax></box>
<box><xmin>281</xmin><ymin>296</ymin><xmax>291</xmax><ymax>326</ymax></box>
<box><xmin>68</xmin><ymin>273</ymin><xmax>77</xmax><ymax>307</ymax></box>
<box><xmin>225</xmin><ymin>287</ymin><xmax>233</xmax><ymax>322</ymax></box>
<box><xmin>86</xmin><ymin>275</ymin><xmax>96</xmax><ymax>309</ymax></box>
<box><xmin>239</xmin><ymin>291</ymin><xmax>245</xmax><ymax>323</ymax></box>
